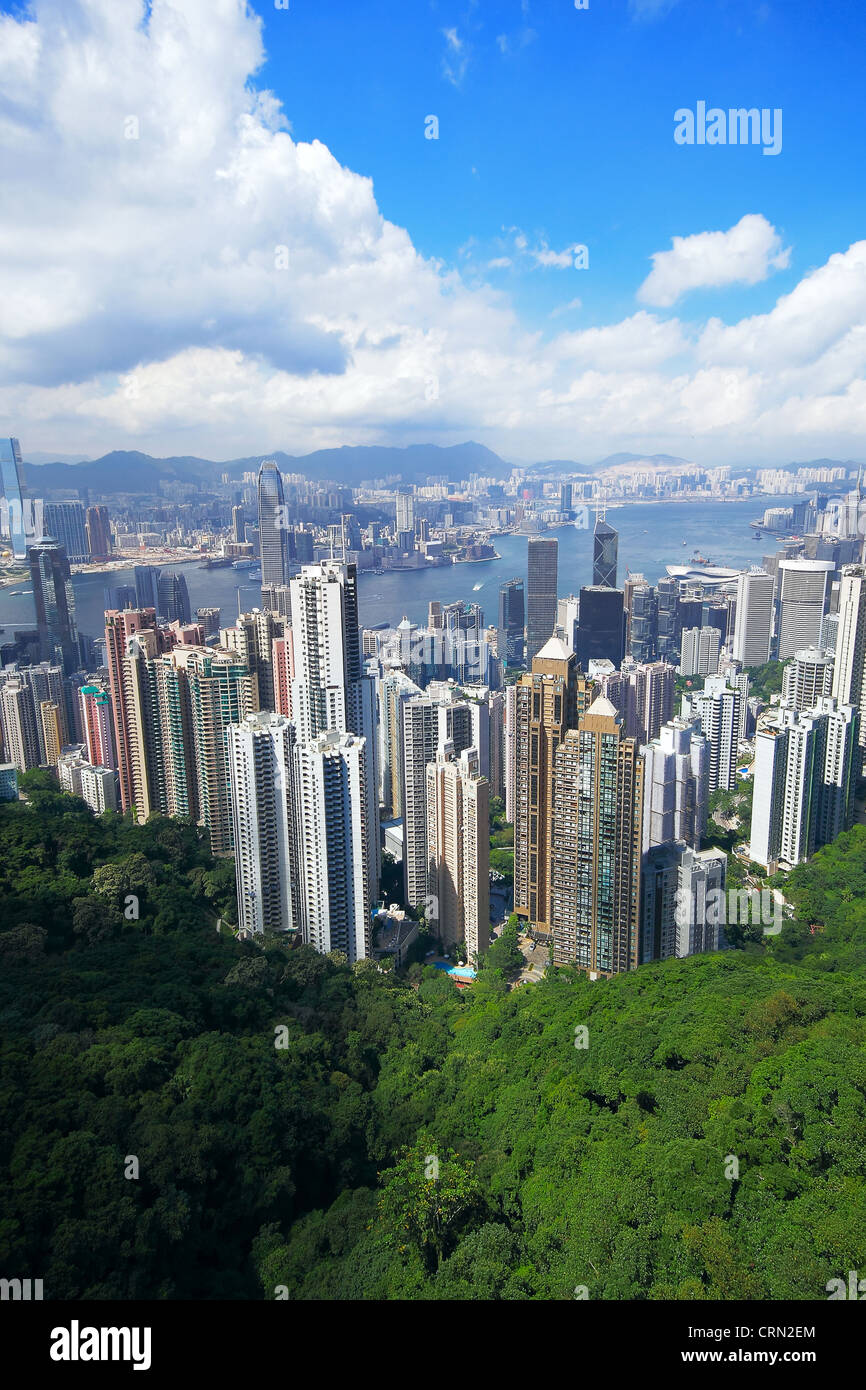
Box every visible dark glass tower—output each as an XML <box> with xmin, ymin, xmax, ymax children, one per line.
<box><xmin>28</xmin><ymin>536</ymin><xmax>79</xmax><ymax>674</ymax></box>
<box><xmin>526</xmin><ymin>537</ymin><xmax>558</xmax><ymax>663</ymax></box>
<box><xmin>593</xmin><ymin>513</ymin><xmax>618</xmax><ymax>588</ymax></box>
<box><xmin>257</xmin><ymin>461</ymin><xmax>289</xmax><ymax>587</ymax></box>
<box><xmin>497</xmin><ymin>577</ymin><xmax>525</xmax><ymax>669</ymax></box>
<box><xmin>157</xmin><ymin>571</ymin><xmax>192</xmax><ymax>624</ymax></box>
<box><xmin>0</xmin><ymin>437</ymin><xmax>27</xmax><ymax>559</ymax></box>
<box><xmin>576</xmin><ymin>586</ymin><xmax>625</xmax><ymax>668</ymax></box>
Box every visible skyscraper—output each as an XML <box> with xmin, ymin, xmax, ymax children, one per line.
<box><xmin>395</xmin><ymin>486</ymin><xmax>415</xmax><ymax>536</ymax></box>
<box><xmin>832</xmin><ymin>564</ymin><xmax>866</xmax><ymax>754</ymax></box>
<box><xmin>294</xmin><ymin>730</ymin><xmax>370</xmax><ymax>962</ymax></box>
<box><xmin>679</xmin><ymin>625</ymin><xmax>721</xmax><ymax>677</ymax></box>
<box><xmin>229</xmin><ymin>711</ymin><xmax>298</xmax><ymax>936</ymax></box>
<box><xmin>426</xmin><ymin>743</ymin><xmax>490</xmax><ymax>960</ymax></box>
<box><xmin>0</xmin><ymin>437</ymin><xmax>27</xmax><ymax>559</ymax></box>
<box><xmin>641</xmin><ymin>716</ymin><xmax>709</xmax><ymax>850</ymax></box>
<box><xmin>750</xmin><ymin>697</ymin><xmax>858</xmax><ymax>870</ymax></box>
<box><xmin>549</xmin><ymin>695</ymin><xmax>643</xmax><ymax>973</ymax></box>
<box><xmin>576</xmin><ymin>586</ymin><xmax>626</xmax><ymax>669</ymax></box>
<box><xmin>640</xmin><ymin>842</ymin><xmax>728</xmax><ymax>963</ymax></box>
<box><xmin>0</xmin><ymin>680</ymin><xmax>40</xmax><ymax>771</ymax></box>
<box><xmin>513</xmin><ymin>636</ymin><xmax>594</xmax><ymax>932</ymax></box>
<box><xmin>80</xmin><ymin>683</ymin><xmax>116</xmax><ymax>769</ymax></box>
<box><xmin>402</xmin><ymin>692</ymin><xmax>474</xmax><ymax>909</ymax></box>
<box><xmin>28</xmin><ymin>536</ymin><xmax>79</xmax><ymax>673</ymax></box>
<box><xmin>42</xmin><ymin>502</ymin><xmax>88</xmax><ymax>563</ymax></box>
<box><xmin>221</xmin><ymin>608</ymin><xmax>285</xmax><ymax>712</ymax></box>
<box><xmin>85</xmin><ymin>505</ymin><xmax>112</xmax><ymax>561</ymax></box>
<box><xmin>592</xmin><ymin>511</ymin><xmax>618</xmax><ymax>588</ymax></box>
<box><xmin>497</xmin><ymin>578</ymin><xmax>525</xmax><ymax>670</ymax></box>
<box><xmin>777</xmin><ymin>559</ymin><xmax>834</xmax><ymax>659</ymax></box>
<box><xmin>105</xmin><ymin>608</ymin><xmax>167</xmax><ymax>815</ymax></box>
<box><xmin>525</xmin><ymin>537</ymin><xmax>558</xmax><ymax>663</ymax></box>
<box><xmin>289</xmin><ymin>560</ymin><xmax>378</xmax><ymax>903</ymax></box>
<box><xmin>377</xmin><ymin>668</ymin><xmax>423</xmax><ymax>818</ymax></box>
<box><xmin>685</xmin><ymin>676</ymin><xmax>742</xmax><ymax>793</ymax></box>
<box><xmin>258</xmin><ymin>460</ymin><xmax>289</xmax><ymax>587</ymax></box>
<box><xmin>782</xmin><ymin>647</ymin><xmax>833</xmax><ymax>712</ymax></box>
<box><xmin>133</xmin><ymin>566</ymin><xmax>161</xmax><ymax>613</ymax></box>
<box><xmin>732</xmin><ymin>569</ymin><xmax>774</xmax><ymax>667</ymax></box>
<box><xmin>157</xmin><ymin>571</ymin><xmax>192</xmax><ymax>625</ymax></box>
<box><xmin>232</xmin><ymin>505</ymin><xmax>246</xmax><ymax>544</ymax></box>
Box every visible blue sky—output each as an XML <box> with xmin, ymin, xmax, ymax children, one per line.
<box><xmin>254</xmin><ymin>0</ymin><xmax>866</xmax><ymax>328</ymax></box>
<box><xmin>1</xmin><ymin>0</ymin><xmax>865</xmax><ymax>466</ymax></box>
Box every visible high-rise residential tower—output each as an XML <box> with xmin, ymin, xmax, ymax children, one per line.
<box><xmin>832</xmin><ymin>564</ymin><xmax>866</xmax><ymax>755</ymax></box>
<box><xmin>549</xmin><ymin>696</ymin><xmax>643</xmax><ymax>973</ymax></box>
<box><xmin>513</xmin><ymin>636</ymin><xmax>594</xmax><ymax>932</ymax></box>
<box><xmin>425</xmin><ymin>743</ymin><xmax>490</xmax><ymax>960</ymax></box>
<box><xmin>229</xmin><ymin>711</ymin><xmax>298</xmax><ymax>936</ymax></box>
<box><xmin>294</xmin><ymin>730</ymin><xmax>371</xmax><ymax>963</ymax></box>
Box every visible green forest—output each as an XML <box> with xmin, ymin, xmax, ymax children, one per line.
<box><xmin>1</xmin><ymin>771</ymin><xmax>865</xmax><ymax>1300</ymax></box>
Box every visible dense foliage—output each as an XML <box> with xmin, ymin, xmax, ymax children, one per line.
<box><xmin>1</xmin><ymin>775</ymin><xmax>865</xmax><ymax>1299</ymax></box>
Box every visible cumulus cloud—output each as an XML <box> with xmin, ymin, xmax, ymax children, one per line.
<box><xmin>637</xmin><ymin>215</ymin><xmax>791</xmax><ymax>307</ymax></box>
<box><xmin>1</xmin><ymin>1</ymin><xmax>865</xmax><ymax>467</ymax></box>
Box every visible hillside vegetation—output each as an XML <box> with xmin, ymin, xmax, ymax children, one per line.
<box><xmin>0</xmin><ymin>773</ymin><xmax>864</xmax><ymax>1299</ymax></box>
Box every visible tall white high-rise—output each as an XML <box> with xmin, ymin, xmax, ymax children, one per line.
<box><xmin>750</xmin><ymin>696</ymin><xmax>858</xmax><ymax>870</ymax></box>
<box><xmin>401</xmin><ymin>692</ymin><xmax>474</xmax><ymax>908</ymax></box>
<box><xmin>229</xmin><ymin>712</ymin><xmax>297</xmax><ymax>937</ymax></box>
<box><xmin>294</xmin><ymin>730</ymin><xmax>370</xmax><ymax>962</ymax></box>
<box><xmin>683</xmin><ymin>676</ymin><xmax>741</xmax><ymax>792</ymax></box>
<box><xmin>641</xmin><ymin>716</ymin><xmax>709</xmax><ymax>850</ymax></box>
<box><xmin>777</xmin><ymin>560</ymin><xmax>834</xmax><ymax>659</ymax></box>
<box><xmin>680</xmin><ymin>626</ymin><xmax>721</xmax><ymax>677</ymax></box>
<box><xmin>782</xmin><ymin>647</ymin><xmax>833</xmax><ymax>713</ymax></box>
<box><xmin>732</xmin><ymin>569</ymin><xmax>774</xmax><ymax>666</ymax></box>
<box><xmin>289</xmin><ymin>560</ymin><xmax>378</xmax><ymax>903</ymax></box>
<box><xmin>377</xmin><ymin>668</ymin><xmax>423</xmax><ymax>818</ymax></box>
<box><xmin>832</xmin><ymin>564</ymin><xmax>866</xmax><ymax>753</ymax></box>
<box><xmin>425</xmin><ymin>743</ymin><xmax>490</xmax><ymax>959</ymax></box>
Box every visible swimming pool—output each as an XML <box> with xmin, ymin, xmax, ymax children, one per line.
<box><xmin>434</xmin><ymin>963</ymin><xmax>477</xmax><ymax>980</ymax></box>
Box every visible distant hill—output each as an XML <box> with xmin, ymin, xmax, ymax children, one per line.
<box><xmin>595</xmin><ymin>452</ymin><xmax>693</xmax><ymax>469</ymax></box>
<box><xmin>21</xmin><ymin>441</ymin><xmax>511</xmax><ymax>495</ymax></box>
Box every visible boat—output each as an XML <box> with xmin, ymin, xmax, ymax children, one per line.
<box><xmin>231</xmin><ymin>558</ymin><xmax>254</xmax><ymax>569</ymax></box>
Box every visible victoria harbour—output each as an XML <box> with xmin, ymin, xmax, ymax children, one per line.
<box><xmin>0</xmin><ymin>498</ymin><xmax>779</xmax><ymax>641</ymax></box>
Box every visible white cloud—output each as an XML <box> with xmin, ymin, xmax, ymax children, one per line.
<box><xmin>638</xmin><ymin>215</ymin><xmax>791</xmax><ymax>307</ymax></box>
<box><xmin>1</xmin><ymin>2</ymin><xmax>866</xmax><ymax>468</ymax></box>
<box><xmin>441</xmin><ymin>27</ymin><xmax>469</xmax><ymax>86</ymax></box>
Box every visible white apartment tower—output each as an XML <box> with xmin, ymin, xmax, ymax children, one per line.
<box><xmin>777</xmin><ymin>560</ymin><xmax>834</xmax><ymax>659</ymax></box>
<box><xmin>832</xmin><ymin>564</ymin><xmax>866</xmax><ymax>754</ymax></box>
<box><xmin>733</xmin><ymin>569</ymin><xmax>774</xmax><ymax>667</ymax></box>
<box><xmin>229</xmin><ymin>712</ymin><xmax>298</xmax><ymax>936</ymax></box>
<box><xmin>641</xmin><ymin>716</ymin><xmax>709</xmax><ymax>850</ymax></box>
<box><xmin>685</xmin><ymin>676</ymin><xmax>742</xmax><ymax>793</ymax></box>
<box><xmin>294</xmin><ymin>730</ymin><xmax>370</xmax><ymax>963</ymax></box>
<box><xmin>289</xmin><ymin>561</ymin><xmax>378</xmax><ymax>903</ymax></box>
<box><xmin>782</xmin><ymin>647</ymin><xmax>833</xmax><ymax>713</ymax></box>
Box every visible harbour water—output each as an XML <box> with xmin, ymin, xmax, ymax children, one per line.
<box><xmin>0</xmin><ymin>498</ymin><xmax>780</xmax><ymax>643</ymax></box>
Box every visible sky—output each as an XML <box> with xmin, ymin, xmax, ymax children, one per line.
<box><xmin>1</xmin><ymin>0</ymin><xmax>865</xmax><ymax>467</ymax></box>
